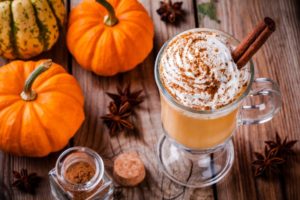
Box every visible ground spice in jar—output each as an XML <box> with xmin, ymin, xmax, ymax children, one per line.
<box><xmin>62</xmin><ymin>161</ymin><xmax>107</xmax><ymax>200</ymax></box>
<box><xmin>65</xmin><ymin>161</ymin><xmax>95</xmax><ymax>184</ymax></box>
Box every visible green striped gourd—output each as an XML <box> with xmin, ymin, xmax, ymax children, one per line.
<box><xmin>0</xmin><ymin>0</ymin><xmax>65</xmax><ymax>59</ymax></box>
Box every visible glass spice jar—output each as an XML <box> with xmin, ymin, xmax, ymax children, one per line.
<box><xmin>49</xmin><ymin>147</ymin><xmax>114</xmax><ymax>200</ymax></box>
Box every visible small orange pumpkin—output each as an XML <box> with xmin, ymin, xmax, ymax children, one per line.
<box><xmin>67</xmin><ymin>0</ymin><xmax>154</xmax><ymax>76</ymax></box>
<box><xmin>0</xmin><ymin>60</ymin><xmax>85</xmax><ymax>157</ymax></box>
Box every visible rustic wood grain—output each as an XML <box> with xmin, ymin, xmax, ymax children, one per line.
<box><xmin>196</xmin><ymin>0</ymin><xmax>300</xmax><ymax>200</ymax></box>
<box><xmin>0</xmin><ymin>0</ymin><xmax>299</xmax><ymax>199</ymax></box>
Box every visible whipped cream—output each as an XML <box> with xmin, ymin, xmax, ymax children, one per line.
<box><xmin>159</xmin><ymin>30</ymin><xmax>249</xmax><ymax>110</ymax></box>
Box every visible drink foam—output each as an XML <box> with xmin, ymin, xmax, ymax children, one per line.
<box><xmin>159</xmin><ymin>30</ymin><xmax>250</xmax><ymax>110</ymax></box>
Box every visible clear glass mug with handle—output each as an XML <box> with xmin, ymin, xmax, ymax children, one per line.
<box><xmin>154</xmin><ymin>28</ymin><xmax>282</xmax><ymax>188</ymax></box>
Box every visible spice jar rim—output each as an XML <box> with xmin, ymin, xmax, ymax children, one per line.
<box><xmin>55</xmin><ymin>146</ymin><xmax>104</xmax><ymax>191</ymax></box>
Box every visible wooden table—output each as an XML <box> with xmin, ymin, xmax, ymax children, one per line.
<box><xmin>0</xmin><ymin>0</ymin><xmax>299</xmax><ymax>199</ymax></box>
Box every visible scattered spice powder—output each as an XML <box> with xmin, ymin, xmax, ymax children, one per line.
<box><xmin>65</xmin><ymin>162</ymin><xmax>95</xmax><ymax>184</ymax></box>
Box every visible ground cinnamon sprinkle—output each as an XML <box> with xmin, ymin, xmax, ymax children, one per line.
<box><xmin>65</xmin><ymin>162</ymin><xmax>95</xmax><ymax>184</ymax></box>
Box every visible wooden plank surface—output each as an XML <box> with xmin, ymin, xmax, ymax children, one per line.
<box><xmin>195</xmin><ymin>0</ymin><xmax>300</xmax><ymax>200</ymax></box>
<box><xmin>0</xmin><ymin>0</ymin><xmax>299</xmax><ymax>200</ymax></box>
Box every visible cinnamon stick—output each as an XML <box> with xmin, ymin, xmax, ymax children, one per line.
<box><xmin>232</xmin><ymin>17</ymin><xmax>276</xmax><ymax>69</ymax></box>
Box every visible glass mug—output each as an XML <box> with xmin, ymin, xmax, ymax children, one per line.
<box><xmin>154</xmin><ymin>28</ymin><xmax>281</xmax><ymax>188</ymax></box>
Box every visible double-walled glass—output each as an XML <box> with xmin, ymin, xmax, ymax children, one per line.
<box><xmin>155</xmin><ymin>28</ymin><xmax>281</xmax><ymax>187</ymax></box>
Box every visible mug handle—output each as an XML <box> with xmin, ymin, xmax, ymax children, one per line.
<box><xmin>238</xmin><ymin>78</ymin><xmax>282</xmax><ymax>125</ymax></box>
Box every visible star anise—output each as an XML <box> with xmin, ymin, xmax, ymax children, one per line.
<box><xmin>252</xmin><ymin>146</ymin><xmax>285</xmax><ymax>177</ymax></box>
<box><xmin>12</xmin><ymin>169</ymin><xmax>41</xmax><ymax>194</ymax></box>
<box><xmin>101</xmin><ymin>102</ymin><xmax>134</xmax><ymax>136</ymax></box>
<box><xmin>265</xmin><ymin>132</ymin><xmax>298</xmax><ymax>157</ymax></box>
<box><xmin>157</xmin><ymin>0</ymin><xmax>185</xmax><ymax>24</ymax></box>
<box><xmin>106</xmin><ymin>83</ymin><xmax>144</xmax><ymax>110</ymax></box>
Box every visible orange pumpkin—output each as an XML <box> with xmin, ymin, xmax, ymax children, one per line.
<box><xmin>0</xmin><ymin>60</ymin><xmax>85</xmax><ymax>157</ymax></box>
<box><xmin>67</xmin><ymin>0</ymin><xmax>154</xmax><ymax>76</ymax></box>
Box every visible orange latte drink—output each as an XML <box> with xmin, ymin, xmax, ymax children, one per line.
<box><xmin>156</xmin><ymin>29</ymin><xmax>250</xmax><ymax>149</ymax></box>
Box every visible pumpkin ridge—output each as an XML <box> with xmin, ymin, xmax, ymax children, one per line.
<box><xmin>46</xmin><ymin>0</ymin><xmax>62</xmax><ymax>27</ymax></box>
<box><xmin>28</xmin><ymin>63</ymin><xmax>76</xmax><ymax>87</ymax></box>
<box><xmin>117</xmin><ymin>17</ymin><xmax>154</xmax><ymax>37</ymax></box>
<box><xmin>111</xmin><ymin>26</ymin><xmax>146</xmax><ymax>71</ymax></box>
<box><xmin>0</xmin><ymin>99</ymin><xmax>23</xmax><ymax>118</ymax></box>
<box><xmin>115</xmin><ymin>1</ymin><xmax>147</xmax><ymax>16</ymax></box>
<box><xmin>0</xmin><ymin>96</ymin><xmax>21</xmax><ymax>111</ymax></box>
<box><xmin>69</xmin><ymin>3</ymin><xmax>105</xmax><ymax>24</ymax></box>
<box><xmin>69</xmin><ymin>17</ymin><xmax>104</xmax><ymax>28</ymax></box>
<box><xmin>36</xmin><ymin>93</ymin><xmax>84</xmax><ymax>118</ymax></box>
<box><xmin>1</xmin><ymin>60</ymin><xmax>27</xmax><ymax>92</ymax></box>
<box><xmin>31</xmin><ymin>2</ymin><xmax>47</xmax><ymax>50</ymax></box>
<box><xmin>0</xmin><ymin>60</ymin><xmax>25</xmax><ymax>93</ymax></box>
<box><xmin>91</xmin><ymin>30</ymin><xmax>120</xmax><ymax>75</ymax></box>
<box><xmin>33</xmin><ymin>0</ymin><xmax>60</xmax><ymax>51</ymax></box>
<box><xmin>117</xmin><ymin>9</ymin><xmax>152</xmax><ymax>15</ymax></box>
<box><xmin>0</xmin><ymin>92</ymin><xmax>20</xmax><ymax>97</ymax></box>
<box><xmin>33</xmin><ymin>72</ymin><xmax>68</xmax><ymax>89</ymax></box>
<box><xmin>0</xmin><ymin>101</ymin><xmax>24</xmax><ymax>155</ymax></box>
<box><xmin>14</xmin><ymin>102</ymin><xmax>25</xmax><ymax>156</ymax></box>
<box><xmin>110</xmin><ymin>0</ymin><xmax>121</xmax><ymax>10</ymax></box>
<box><xmin>33</xmin><ymin>96</ymin><xmax>84</xmax><ymax>148</ymax></box>
<box><xmin>110</xmin><ymin>29</ymin><xmax>127</xmax><ymax>72</ymax></box>
<box><xmin>117</xmin><ymin>8</ymin><xmax>149</xmax><ymax>15</ymax></box>
<box><xmin>12</xmin><ymin>0</ymin><xmax>44</xmax><ymax>59</ymax></box>
<box><xmin>36</xmin><ymin>85</ymin><xmax>84</xmax><ymax>106</ymax></box>
<box><xmin>29</xmin><ymin>0</ymin><xmax>60</xmax><ymax>51</ymax></box>
<box><xmin>31</xmin><ymin>67</ymin><xmax>67</xmax><ymax>89</ymax></box>
<box><xmin>47</xmin><ymin>0</ymin><xmax>65</xmax><ymax>27</ymax></box>
<box><xmin>108</xmin><ymin>29</ymin><xmax>122</xmax><ymax>73</ymax></box>
<box><xmin>9</xmin><ymin>1</ymin><xmax>19</xmax><ymax>58</ymax></box>
<box><xmin>73</xmin><ymin>25</ymin><xmax>104</xmax><ymax>68</ymax></box>
<box><xmin>37</xmin><ymin>90</ymin><xmax>84</xmax><ymax>109</ymax></box>
<box><xmin>119</xmin><ymin>20</ymin><xmax>154</xmax><ymax>52</ymax></box>
<box><xmin>28</xmin><ymin>102</ymin><xmax>53</xmax><ymax>154</ymax></box>
<box><xmin>21</xmin><ymin>103</ymin><xmax>51</xmax><ymax>156</ymax></box>
<box><xmin>68</xmin><ymin>22</ymin><xmax>104</xmax><ymax>54</ymax></box>
<box><xmin>0</xmin><ymin>1</ymin><xmax>16</xmax><ymax>59</ymax></box>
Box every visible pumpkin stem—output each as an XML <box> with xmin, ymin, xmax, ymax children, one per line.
<box><xmin>20</xmin><ymin>60</ymin><xmax>52</xmax><ymax>101</ymax></box>
<box><xmin>97</xmin><ymin>0</ymin><xmax>118</xmax><ymax>26</ymax></box>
